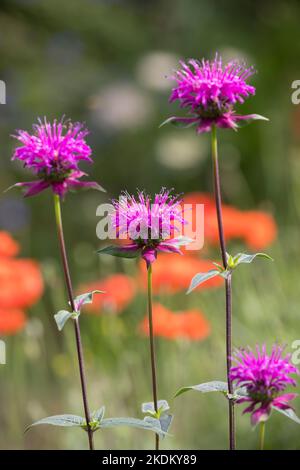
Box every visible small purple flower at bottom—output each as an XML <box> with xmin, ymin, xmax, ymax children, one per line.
<box><xmin>230</xmin><ymin>345</ymin><xmax>299</xmax><ymax>426</ymax></box>
<box><xmin>108</xmin><ymin>189</ymin><xmax>188</xmax><ymax>267</ymax></box>
<box><xmin>164</xmin><ymin>54</ymin><xmax>264</xmax><ymax>133</ymax></box>
<box><xmin>10</xmin><ymin>118</ymin><xmax>104</xmax><ymax>197</ymax></box>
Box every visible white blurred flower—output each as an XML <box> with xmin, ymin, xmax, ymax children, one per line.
<box><xmin>136</xmin><ymin>51</ymin><xmax>179</xmax><ymax>91</ymax></box>
<box><xmin>156</xmin><ymin>132</ymin><xmax>208</xmax><ymax>170</ymax></box>
<box><xmin>25</xmin><ymin>318</ymin><xmax>44</xmax><ymax>338</ymax></box>
<box><xmin>88</xmin><ymin>83</ymin><xmax>153</xmax><ymax>130</ymax></box>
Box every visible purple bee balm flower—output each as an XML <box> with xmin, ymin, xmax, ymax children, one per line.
<box><xmin>11</xmin><ymin>118</ymin><xmax>104</xmax><ymax>197</ymax></box>
<box><xmin>230</xmin><ymin>345</ymin><xmax>299</xmax><ymax>426</ymax></box>
<box><xmin>168</xmin><ymin>54</ymin><xmax>258</xmax><ymax>133</ymax></box>
<box><xmin>110</xmin><ymin>188</ymin><xmax>188</xmax><ymax>266</ymax></box>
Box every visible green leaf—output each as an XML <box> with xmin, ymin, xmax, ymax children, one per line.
<box><xmin>159</xmin><ymin>116</ymin><xmax>198</xmax><ymax>129</ymax></box>
<box><xmin>213</xmin><ymin>252</ymin><xmax>274</xmax><ymax>280</ymax></box>
<box><xmin>69</xmin><ymin>181</ymin><xmax>106</xmax><ymax>193</ymax></box>
<box><xmin>54</xmin><ymin>291</ymin><xmax>104</xmax><ymax>331</ymax></box>
<box><xmin>90</xmin><ymin>182</ymin><xmax>106</xmax><ymax>193</ymax></box>
<box><xmin>227</xmin><ymin>387</ymin><xmax>248</xmax><ymax>401</ymax></box>
<box><xmin>187</xmin><ymin>270</ymin><xmax>221</xmax><ymax>294</ymax></box>
<box><xmin>237</xmin><ymin>114</ymin><xmax>269</xmax><ymax>128</ymax></box>
<box><xmin>74</xmin><ymin>290</ymin><xmax>103</xmax><ymax>311</ymax></box>
<box><xmin>233</xmin><ymin>386</ymin><xmax>248</xmax><ymax>399</ymax></box>
<box><xmin>54</xmin><ymin>310</ymin><xmax>74</xmax><ymax>331</ymax></box>
<box><xmin>175</xmin><ymin>381</ymin><xmax>248</xmax><ymax>401</ymax></box>
<box><xmin>142</xmin><ymin>400</ymin><xmax>170</xmax><ymax>416</ymax></box>
<box><xmin>159</xmin><ymin>414</ymin><xmax>173</xmax><ymax>438</ymax></box>
<box><xmin>97</xmin><ymin>245</ymin><xmax>141</xmax><ymax>259</ymax></box>
<box><xmin>212</xmin><ymin>261</ymin><xmax>224</xmax><ymax>272</ymax></box>
<box><xmin>86</xmin><ymin>420</ymin><xmax>101</xmax><ymax>432</ymax></box>
<box><xmin>92</xmin><ymin>406</ymin><xmax>105</xmax><ymax>422</ymax></box>
<box><xmin>100</xmin><ymin>417</ymin><xmax>166</xmax><ymax>437</ymax></box>
<box><xmin>273</xmin><ymin>407</ymin><xmax>300</xmax><ymax>424</ymax></box>
<box><xmin>26</xmin><ymin>414</ymin><xmax>85</xmax><ymax>432</ymax></box>
<box><xmin>144</xmin><ymin>416</ymin><xmax>171</xmax><ymax>437</ymax></box>
<box><xmin>226</xmin><ymin>253</ymin><xmax>236</xmax><ymax>269</ymax></box>
<box><xmin>233</xmin><ymin>252</ymin><xmax>273</xmax><ymax>266</ymax></box>
<box><xmin>159</xmin><ymin>116</ymin><xmax>177</xmax><ymax>128</ymax></box>
<box><xmin>175</xmin><ymin>381</ymin><xmax>228</xmax><ymax>398</ymax></box>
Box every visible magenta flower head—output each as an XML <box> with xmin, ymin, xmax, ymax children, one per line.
<box><xmin>98</xmin><ymin>188</ymin><xmax>190</xmax><ymax>267</ymax></box>
<box><xmin>10</xmin><ymin>118</ymin><xmax>104</xmax><ymax>197</ymax></box>
<box><xmin>163</xmin><ymin>54</ymin><xmax>267</xmax><ymax>133</ymax></box>
<box><xmin>230</xmin><ymin>344</ymin><xmax>299</xmax><ymax>426</ymax></box>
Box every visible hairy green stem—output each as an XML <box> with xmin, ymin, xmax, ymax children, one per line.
<box><xmin>211</xmin><ymin>125</ymin><xmax>236</xmax><ymax>450</ymax></box>
<box><xmin>147</xmin><ymin>263</ymin><xmax>159</xmax><ymax>451</ymax></box>
<box><xmin>53</xmin><ymin>194</ymin><xmax>94</xmax><ymax>450</ymax></box>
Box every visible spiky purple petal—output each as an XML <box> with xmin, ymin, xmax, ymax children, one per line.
<box><xmin>168</xmin><ymin>54</ymin><xmax>256</xmax><ymax>133</ymax></box>
<box><xmin>11</xmin><ymin>117</ymin><xmax>103</xmax><ymax>197</ymax></box>
<box><xmin>110</xmin><ymin>188</ymin><xmax>187</xmax><ymax>266</ymax></box>
<box><xmin>230</xmin><ymin>345</ymin><xmax>299</xmax><ymax>425</ymax></box>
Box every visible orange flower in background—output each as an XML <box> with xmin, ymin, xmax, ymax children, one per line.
<box><xmin>241</xmin><ymin>211</ymin><xmax>277</xmax><ymax>250</ymax></box>
<box><xmin>183</xmin><ymin>192</ymin><xmax>277</xmax><ymax>250</ymax></box>
<box><xmin>0</xmin><ymin>231</ymin><xmax>20</xmax><ymax>258</ymax></box>
<box><xmin>0</xmin><ymin>259</ymin><xmax>44</xmax><ymax>309</ymax></box>
<box><xmin>80</xmin><ymin>273</ymin><xmax>136</xmax><ymax>314</ymax></box>
<box><xmin>139</xmin><ymin>253</ymin><xmax>223</xmax><ymax>294</ymax></box>
<box><xmin>139</xmin><ymin>303</ymin><xmax>210</xmax><ymax>341</ymax></box>
<box><xmin>0</xmin><ymin>308</ymin><xmax>26</xmax><ymax>335</ymax></box>
<box><xmin>0</xmin><ymin>231</ymin><xmax>44</xmax><ymax>335</ymax></box>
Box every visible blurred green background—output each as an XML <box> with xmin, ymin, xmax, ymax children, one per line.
<box><xmin>0</xmin><ymin>0</ymin><xmax>300</xmax><ymax>450</ymax></box>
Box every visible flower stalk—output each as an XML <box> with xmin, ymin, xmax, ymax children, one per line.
<box><xmin>147</xmin><ymin>263</ymin><xmax>159</xmax><ymax>451</ymax></box>
<box><xmin>259</xmin><ymin>421</ymin><xmax>265</xmax><ymax>450</ymax></box>
<box><xmin>53</xmin><ymin>194</ymin><xmax>94</xmax><ymax>450</ymax></box>
<box><xmin>211</xmin><ymin>125</ymin><xmax>235</xmax><ymax>450</ymax></box>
